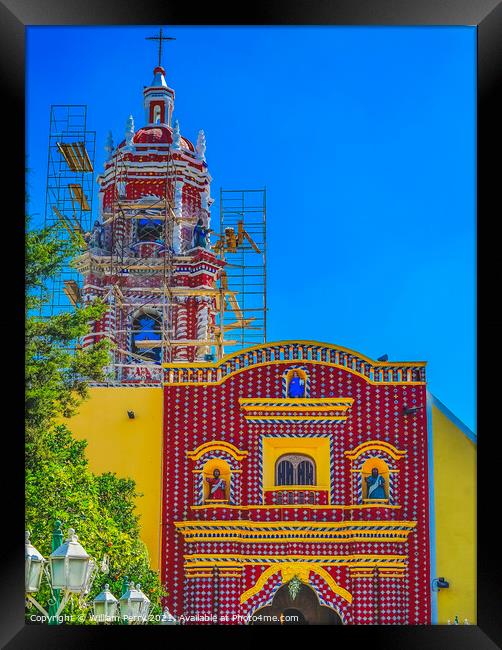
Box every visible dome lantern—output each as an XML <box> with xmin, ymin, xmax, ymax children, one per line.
<box><xmin>143</xmin><ymin>66</ymin><xmax>175</xmax><ymax>127</ymax></box>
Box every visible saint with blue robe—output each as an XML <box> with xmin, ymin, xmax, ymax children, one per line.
<box><xmin>192</xmin><ymin>218</ymin><xmax>208</xmax><ymax>248</ymax></box>
<box><xmin>89</xmin><ymin>220</ymin><xmax>105</xmax><ymax>249</ymax></box>
<box><xmin>365</xmin><ymin>468</ymin><xmax>386</xmax><ymax>499</ymax></box>
<box><xmin>288</xmin><ymin>371</ymin><xmax>305</xmax><ymax>398</ymax></box>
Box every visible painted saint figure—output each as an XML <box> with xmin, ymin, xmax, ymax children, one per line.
<box><xmin>365</xmin><ymin>467</ymin><xmax>386</xmax><ymax>499</ymax></box>
<box><xmin>192</xmin><ymin>218</ymin><xmax>209</xmax><ymax>248</ymax></box>
<box><xmin>87</xmin><ymin>220</ymin><xmax>105</xmax><ymax>249</ymax></box>
<box><xmin>206</xmin><ymin>468</ymin><xmax>226</xmax><ymax>500</ymax></box>
<box><xmin>288</xmin><ymin>371</ymin><xmax>305</xmax><ymax>398</ymax></box>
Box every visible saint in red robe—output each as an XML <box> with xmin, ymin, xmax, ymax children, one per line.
<box><xmin>206</xmin><ymin>475</ymin><xmax>226</xmax><ymax>500</ymax></box>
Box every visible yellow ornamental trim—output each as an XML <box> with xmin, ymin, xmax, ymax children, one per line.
<box><xmin>187</xmin><ymin>440</ymin><xmax>249</xmax><ymax>462</ymax></box>
<box><xmin>175</xmin><ymin>519</ymin><xmax>417</xmax><ymax>530</ymax></box>
<box><xmin>163</xmin><ymin>339</ymin><xmax>426</xmax><ymax>368</ymax></box>
<box><xmin>240</xmin><ymin>565</ymin><xmax>279</xmax><ymax>603</ymax></box>
<box><xmin>344</xmin><ymin>440</ymin><xmax>407</xmax><ymax>461</ymax></box>
<box><xmin>163</xmin><ymin>341</ymin><xmax>426</xmax><ymax>387</ymax></box>
<box><xmin>239</xmin><ymin>563</ymin><xmax>352</xmax><ymax>604</ymax></box>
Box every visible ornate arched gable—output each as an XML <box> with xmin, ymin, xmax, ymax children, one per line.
<box><xmin>164</xmin><ymin>340</ymin><xmax>427</xmax><ymax>386</ymax></box>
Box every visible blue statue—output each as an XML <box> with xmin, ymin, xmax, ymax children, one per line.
<box><xmin>192</xmin><ymin>218</ymin><xmax>209</xmax><ymax>248</ymax></box>
<box><xmin>88</xmin><ymin>220</ymin><xmax>105</xmax><ymax>249</ymax></box>
<box><xmin>288</xmin><ymin>371</ymin><xmax>305</xmax><ymax>398</ymax></box>
<box><xmin>135</xmin><ymin>317</ymin><xmax>161</xmax><ymax>341</ymax></box>
<box><xmin>365</xmin><ymin>467</ymin><xmax>386</xmax><ymax>499</ymax></box>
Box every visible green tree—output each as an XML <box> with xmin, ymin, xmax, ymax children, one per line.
<box><xmin>25</xmin><ymin>217</ymin><xmax>165</xmax><ymax>623</ymax></box>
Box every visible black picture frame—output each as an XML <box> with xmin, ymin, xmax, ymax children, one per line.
<box><xmin>3</xmin><ymin>0</ymin><xmax>499</xmax><ymax>647</ymax></box>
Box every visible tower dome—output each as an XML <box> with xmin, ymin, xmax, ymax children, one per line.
<box><xmin>134</xmin><ymin>125</ymin><xmax>173</xmax><ymax>144</ymax></box>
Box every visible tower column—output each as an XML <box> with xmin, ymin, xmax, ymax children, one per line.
<box><xmin>174</xmin><ymin>298</ymin><xmax>189</xmax><ymax>361</ymax></box>
<box><xmin>196</xmin><ymin>298</ymin><xmax>211</xmax><ymax>360</ymax></box>
<box><xmin>173</xmin><ymin>181</ymin><xmax>183</xmax><ymax>254</ymax></box>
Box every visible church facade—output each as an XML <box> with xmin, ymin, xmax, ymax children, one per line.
<box><xmin>162</xmin><ymin>343</ymin><xmax>430</xmax><ymax>624</ymax></box>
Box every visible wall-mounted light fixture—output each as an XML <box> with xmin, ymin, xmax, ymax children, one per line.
<box><xmin>432</xmin><ymin>577</ymin><xmax>450</xmax><ymax>591</ymax></box>
<box><xmin>127</xmin><ymin>411</ymin><xmax>135</xmax><ymax>419</ymax></box>
<box><xmin>403</xmin><ymin>405</ymin><xmax>424</xmax><ymax>416</ymax></box>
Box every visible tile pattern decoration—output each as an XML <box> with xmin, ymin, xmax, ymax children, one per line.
<box><xmin>161</xmin><ymin>342</ymin><xmax>429</xmax><ymax>624</ymax></box>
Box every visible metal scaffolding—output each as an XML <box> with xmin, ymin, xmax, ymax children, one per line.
<box><xmin>40</xmin><ymin>108</ymin><xmax>269</xmax><ymax>382</ymax></box>
<box><xmin>41</xmin><ymin>105</ymin><xmax>96</xmax><ymax>317</ymax></box>
<box><xmin>101</xmin><ymin>144</ymin><xmax>179</xmax><ymax>377</ymax></box>
<box><xmin>217</xmin><ymin>188</ymin><xmax>267</xmax><ymax>356</ymax></box>
<box><xmin>93</xmin><ymin>172</ymin><xmax>267</xmax><ymax>381</ymax></box>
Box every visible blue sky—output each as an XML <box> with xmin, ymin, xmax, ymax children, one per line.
<box><xmin>26</xmin><ymin>26</ymin><xmax>476</xmax><ymax>432</ymax></box>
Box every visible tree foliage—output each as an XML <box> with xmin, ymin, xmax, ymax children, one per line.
<box><xmin>25</xmin><ymin>217</ymin><xmax>165</xmax><ymax>622</ymax></box>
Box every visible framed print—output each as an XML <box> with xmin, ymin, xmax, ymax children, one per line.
<box><xmin>2</xmin><ymin>0</ymin><xmax>500</xmax><ymax>647</ymax></box>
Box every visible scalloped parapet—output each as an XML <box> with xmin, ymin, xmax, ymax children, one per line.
<box><xmin>163</xmin><ymin>340</ymin><xmax>426</xmax><ymax>385</ymax></box>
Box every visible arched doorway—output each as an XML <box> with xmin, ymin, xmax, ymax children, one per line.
<box><xmin>250</xmin><ymin>583</ymin><xmax>343</xmax><ymax>625</ymax></box>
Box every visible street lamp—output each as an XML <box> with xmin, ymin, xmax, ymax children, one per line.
<box><xmin>26</xmin><ymin>525</ymin><xmax>155</xmax><ymax>625</ymax></box>
<box><xmin>25</xmin><ymin>531</ymin><xmax>46</xmax><ymax>594</ymax></box>
<box><xmin>25</xmin><ymin>524</ymin><xmax>99</xmax><ymax>623</ymax></box>
<box><xmin>119</xmin><ymin>581</ymin><xmax>151</xmax><ymax>624</ymax></box>
<box><xmin>49</xmin><ymin>528</ymin><xmax>96</xmax><ymax>594</ymax></box>
<box><xmin>93</xmin><ymin>584</ymin><xmax>119</xmax><ymax>623</ymax></box>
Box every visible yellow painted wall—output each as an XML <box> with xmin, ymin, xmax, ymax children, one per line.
<box><xmin>432</xmin><ymin>402</ymin><xmax>476</xmax><ymax>624</ymax></box>
<box><xmin>68</xmin><ymin>387</ymin><xmax>163</xmax><ymax>570</ymax></box>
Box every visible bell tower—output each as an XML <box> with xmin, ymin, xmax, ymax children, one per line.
<box><xmin>75</xmin><ymin>38</ymin><xmax>224</xmax><ymax>384</ymax></box>
<box><xmin>74</xmin><ymin>29</ymin><xmax>266</xmax><ymax>385</ymax></box>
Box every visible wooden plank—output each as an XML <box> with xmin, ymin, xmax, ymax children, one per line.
<box><xmin>131</xmin><ymin>339</ymin><xmax>162</xmax><ymax>348</ymax></box>
<box><xmin>51</xmin><ymin>206</ymin><xmax>86</xmax><ymax>247</ymax></box>
<box><xmin>226</xmin><ymin>294</ymin><xmax>243</xmax><ymax>320</ymax></box>
<box><xmin>116</xmin><ymin>201</ymin><xmax>167</xmax><ymax>210</ymax></box>
<box><xmin>126</xmin><ymin>287</ymin><xmax>237</xmax><ymax>296</ymax></box>
<box><xmin>56</xmin><ymin>142</ymin><xmax>78</xmax><ymax>171</ymax></box>
<box><xmin>134</xmin><ymin>338</ymin><xmax>236</xmax><ymax>348</ymax></box>
<box><xmin>78</xmin><ymin>142</ymin><xmax>94</xmax><ymax>171</ymax></box>
<box><xmin>243</xmin><ymin>229</ymin><xmax>261</xmax><ymax>254</ymax></box>
<box><xmin>114</xmin><ymin>347</ymin><xmax>161</xmax><ymax>364</ymax></box>
<box><xmin>72</xmin><ymin>142</ymin><xmax>86</xmax><ymax>171</ymax></box>
<box><xmin>63</xmin><ymin>280</ymin><xmax>81</xmax><ymax>306</ymax></box>
<box><xmin>222</xmin><ymin>318</ymin><xmax>254</xmax><ymax>332</ymax></box>
<box><xmin>69</xmin><ymin>184</ymin><xmax>91</xmax><ymax>211</ymax></box>
<box><xmin>65</xmin><ymin>143</ymin><xmax>81</xmax><ymax>171</ymax></box>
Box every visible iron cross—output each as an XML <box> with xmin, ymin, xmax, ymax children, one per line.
<box><xmin>146</xmin><ymin>27</ymin><xmax>176</xmax><ymax>68</ymax></box>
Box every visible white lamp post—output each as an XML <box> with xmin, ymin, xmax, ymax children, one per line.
<box><xmin>25</xmin><ymin>526</ymin><xmax>155</xmax><ymax>625</ymax></box>
<box><xmin>119</xmin><ymin>582</ymin><xmax>151</xmax><ymax>624</ymax></box>
<box><xmin>25</xmin><ymin>525</ymin><xmax>99</xmax><ymax>622</ymax></box>
<box><xmin>25</xmin><ymin>531</ymin><xmax>46</xmax><ymax>594</ymax></box>
<box><xmin>49</xmin><ymin>528</ymin><xmax>95</xmax><ymax>594</ymax></box>
<box><xmin>93</xmin><ymin>583</ymin><xmax>119</xmax><ymax>623</ymax></box>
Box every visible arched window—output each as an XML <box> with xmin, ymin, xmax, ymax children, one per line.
<box><xmin>297</xmin><ymin>460</ymin><xmax>315</xmax><ymax>485</ymax></box>
<box><xmin>276</xmin><ymin>454</ymin><xmax>315</xmax><ymax>486</ymax></box>
<box><xmin>136</xmin><ymin>218</ymin><xmax>163</xmax><ymax>243</ymax></box>
<box><xmin>131</xmin><ymin>309</ymin><xmax>162</xmax><ymax>363</ymax></box>
<box><xmin>276</xmin><ymin>459</ymin><xmax>294</xmax><ymax>486</ymax></box>
<box><xmin>153</xmin><ymin>104</ymin><xmax>161</xmax><ymax>124</ymax></box>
